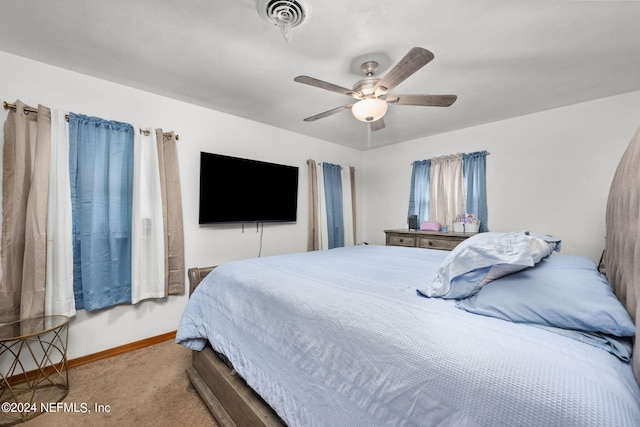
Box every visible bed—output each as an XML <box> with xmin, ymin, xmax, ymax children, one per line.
<box><xmin>177</xmin><ymin>128</ymin><xmax>640</xmax><ymax>427</ymax></box>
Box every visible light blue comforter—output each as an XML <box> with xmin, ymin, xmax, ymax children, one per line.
<box><xmin>177</xmin><ymin>245</ymin><xmax>640</xmax><ymax>427</ymax></box>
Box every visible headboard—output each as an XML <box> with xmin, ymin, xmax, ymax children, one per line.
<box><xmin>604</xmin><ymin>127</ymin><xmax>640</xmax><ymax>383</ymax></box>
<box><xmin>187</xmin><ymin>266</ymin><xmax>217</xmax><ymax>296</ymax></box>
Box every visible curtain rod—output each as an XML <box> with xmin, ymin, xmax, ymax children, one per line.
<box><xmin>3</xmin><ymin>101</ymin><xmax>179</xmax><ymax>140</ymax></box>
<box><xmin>410</xmin><ymin>151</ymin><xmax>490</xmax><ymax>165</ymax></box>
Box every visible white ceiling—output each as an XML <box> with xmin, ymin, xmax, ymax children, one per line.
<box><xmin>1</xmin><ymin>1</ymin><xmax>639</xmax><ymax>150</ymax></box>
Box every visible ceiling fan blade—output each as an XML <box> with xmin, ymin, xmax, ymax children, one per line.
<box><xmin>294</xmin><ymin>76</ymin><xmax>355</xmax><ymax>97</ymax></box>
<box><xmin>373</xmin><ymin>47</ymin><xmax>434</xmax><ymax>94</ymax></box>
<box><xmin>390</xmin><ymin>94</ymin><xmax>457</xmax><ymax>107</ymax></box>
<box><xmin>370</xmin><ymin>118</ymin><xmax>385</xmax><ymax>132</ymax></box>
<box><xmin>303</xmin><ymin>104</ymin><xmax>354</xmax><ymax>122</ymax></box>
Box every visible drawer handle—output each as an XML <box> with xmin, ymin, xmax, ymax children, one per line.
<box><xmin>399</xmin><ymin>238</ymin><xmax>404</xmax><ymax>243</ymax></box>
<box><xmin>428</xmin><ymin>241</ymin><xmax>433</xmax><ymax>246</ymax></box>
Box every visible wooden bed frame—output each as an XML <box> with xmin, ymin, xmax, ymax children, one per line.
<box><xmin>185</xmin><ymin>267</ymin><xmax>285</xmax><ymax>427</ymax></box>
<box><xmin>185</xmin><ymin>127</ymin><xmax>640</xmax><ymax>426</ymax></box>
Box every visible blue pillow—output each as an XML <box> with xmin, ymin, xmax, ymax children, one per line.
<box><xmin>456</xmin><ymin>255</ymin><xmax>635</xmax><ymax>337</ymax></box>
<box><xmin>418</xmin><ymin>231</ymin><xmax>559</xmax><ymax>299</ymax></box>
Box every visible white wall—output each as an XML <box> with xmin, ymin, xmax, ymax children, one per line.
<box><xmin>0</xmin><ymin>51</ymin><xmax>363</xmax><ymax>360</ymax></box>
<box><xmin>362</xmin><ymin>90</ymin><xmax>640</xmax><ymax>262</ymax></box>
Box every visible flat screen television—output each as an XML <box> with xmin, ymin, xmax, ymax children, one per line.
<box><xmin>198</xmin><ymin>152</ymin><xmax>299</xmax><ymax>224</ymax></box>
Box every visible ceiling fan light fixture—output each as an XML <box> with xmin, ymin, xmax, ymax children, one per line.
<box><xmin>352</xmin><ymin>98</ymin><xmax>388</xmax><ymax>122</ymax></box>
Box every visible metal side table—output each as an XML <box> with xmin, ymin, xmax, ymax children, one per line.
<box><xmin>0</xmin><ymin>315</ymin><xmax>69</xmax><ymax>426</ymax></box>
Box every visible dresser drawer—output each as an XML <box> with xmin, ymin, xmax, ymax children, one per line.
<box><xmin>387</xmin><ymin>234</ymin><xmax>416</xmax><ymax>247</ymax></box>
<box><xmin>384</xmin><ymin>229</ymin><xmax>473</xmax><ymax>251</ymax></box>
<box><xmin>417</xmin><ymin>236</ymin><xmax>465</xmax><ymax>251</ymax></box>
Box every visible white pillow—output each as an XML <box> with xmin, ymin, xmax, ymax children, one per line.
<box><xmin>417</xmin><ymin>231</ymin><xmax>560</xmax><ymax>299</ymax></box>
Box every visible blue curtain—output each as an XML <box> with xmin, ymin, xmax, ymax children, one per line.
<box><xmin>323</xmin><ymin>163</ymin><xmax>344</xmax><ymax>249</ymax></box>
<box><xmin>68</xmin><ymin>113</ymin><xmax>135</xmax><ymax>311</ymax></box>
<box><xmin>463</xmin><ymin>151</ymin><xmax>489</xmax><ymax>232</ymax></box>
<box><xmin>407</xmin><ymin>160</ymin><xmax>431</xmax><ymax>223</ymax></box>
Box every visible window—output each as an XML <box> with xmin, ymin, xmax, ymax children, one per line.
<box><xmin>408</xmin><ymin>151</ymin><xmax>488</xmax><ymax>232</ymax></box>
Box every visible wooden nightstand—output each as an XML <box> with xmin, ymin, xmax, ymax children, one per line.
<box><xmin>384</xmin><ymin>229</ymin><xmax>476</xmax><ymax>251</ymax></box>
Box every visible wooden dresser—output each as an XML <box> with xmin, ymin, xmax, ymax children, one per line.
<box><xmin>384</xmin><ymin>229</ymin><xmax>476</xmax><ymax>251</ymax></box>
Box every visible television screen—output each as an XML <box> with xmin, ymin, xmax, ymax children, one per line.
<box><xmin>198</xmin><ymin>152</ymin><xmax>299</xmax><ymax>224</ymax></box>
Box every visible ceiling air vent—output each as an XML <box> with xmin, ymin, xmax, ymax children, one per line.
<box><xmin>256</xmin><ymin>0</ymin><xmax>311</xmax><ymax>42</ymax></box>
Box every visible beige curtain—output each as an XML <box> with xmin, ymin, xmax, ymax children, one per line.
<box><xmin>156</xmin><ymin>130</ymin><xmax>185</xmax><ymax>295</ymax></box>
<box><xmin>0</xmin><ymin>101</ymin><xmax>51</xmax><ymax>322</ymax></box>
<box><xmin>429</xmin><ymin>153</ymin><xmax>464</xmax><ymax>229</ymax></box>
<box><xmin>307</xmin><ymin>159</ymin><xmax>319</xmax><ymax>251</ymax></box>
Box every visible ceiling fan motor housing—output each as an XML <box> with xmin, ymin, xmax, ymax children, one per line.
<box><xmin>353</xmin><ymin>61</ymin><xmax>387</xmax><ymax>99</ymax></box>
<box><xmin>353</xmin><ymin>79</ymin><xmax>377</xmax><ymax>98</ymax></box>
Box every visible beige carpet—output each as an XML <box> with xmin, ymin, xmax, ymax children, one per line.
<box><xmin>24</xmin><ymin>339</ymin><xmax>218</xmax><ymax>427</ymax></box>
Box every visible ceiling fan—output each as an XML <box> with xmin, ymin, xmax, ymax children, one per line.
<box><xmin>294</xmin><ymin>47</ymin><xmax>457</xmax><ymax>132</ymax></box>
